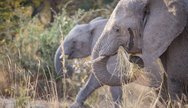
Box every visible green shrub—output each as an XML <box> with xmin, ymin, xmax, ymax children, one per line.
<box><xmin>0</xmin><ymin>8</ymin><xmax>83</xmax><ymax>99</ymax></box>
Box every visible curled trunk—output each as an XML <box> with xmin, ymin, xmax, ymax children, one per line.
<box><xmin>92</xmin><ymin>37</ymin><xmax>128</xmax><ymax>86</ymax></box>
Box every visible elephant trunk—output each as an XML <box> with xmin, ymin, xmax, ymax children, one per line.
<box><xmin>92</xmin><ymin>37</ymin><xmax>127</xmax><ymax>86</ymax></box>
<box><xmin>54</xmin><ymin>46</ymin><xmax>74</xmax><ymax>78</ymax></box>
<box><xmin>54</xmin><ymin>46</ymin><xmax>64</xmax><ymax>75</ymax></box>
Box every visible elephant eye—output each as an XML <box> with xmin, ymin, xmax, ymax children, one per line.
<box><xmin>72</xmin><ymin>40</ymin><xmax>76</xmax><ymax>46</ymax></box>
<box><xmin>113</xmin><ymin>26</ymin><xmax>120</xmax><ymax>33</ymax></box>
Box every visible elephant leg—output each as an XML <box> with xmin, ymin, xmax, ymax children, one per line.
<box><xmin>110</xmin><ymin>86</ymin><xmax>122</xmax><ymax>108</ymax></box>
<box><xmin>167</xmin><ymin>77</ymin><xmax>183</xmax><ymax>101</ymax></box>
<box><xmin>167</xmin><ymin>77</ymin><xmax>184</xmax><ymax>107</ymax></box>
<box><xmin>70</xmin><ymin>73</ymin><xmax>103</xmax><ymax>108</ymax></box>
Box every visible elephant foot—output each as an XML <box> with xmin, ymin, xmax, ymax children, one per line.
<box><xmin>167</xmin><ymin>100</ymin><xmax>184</xmax><ymax>108</ymax></box>
<box><xmin>167</xmin><ymin>78</ymin><xmax>183</xmax><ymax>100</ymax></box>
<box><xmin>109</xmin><ymin>86</ymin><xmax>122</xmax><ymax>108</ymax></box>
<box><xmin>69</xmin><ymin>102</ymin><xmax>83</xmax><ymax>108</ymax></box>
<box><xmin>113</xmin><ymin>103</ymin><xmax>121</xmax><ymax>108</ymax></box>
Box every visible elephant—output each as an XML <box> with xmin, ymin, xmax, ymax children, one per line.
<box><xmin>55</xmin><ymin>17</ymin><xmax>124</xmax><ymax>108</ymax></box>
<box><xmin>92</xmin><ymin>0</ymin><xmax>188</xmax><ymax>102</ymax></box>
<box><xmin>54</xmin><ymin>45</ymin><xmax>74</xmax><ymax>78</ymax></box>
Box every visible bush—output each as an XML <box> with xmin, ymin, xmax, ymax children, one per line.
<box><xmin>0</xmin><ymin>1</ymin><xmax>115</xmax><ymax>107</ymax></box>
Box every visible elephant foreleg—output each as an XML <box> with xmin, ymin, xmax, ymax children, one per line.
<box><xmin>167</xmin><ymin>78</ymin><xmax>183</xmax><ymax>100</ymax></box>
<box><xmin>70</xmin><ymin>73</ymin><xmax>103</xmax><ymax>108</ymax></box>
<box><xmin>110</xmin><ymin>86</ymin><xmax>122</xmax><ymax>108</ymax></box>
<box><xmin>70</xmin><ymin>74</ymin><xmax>123</xmax><ymax>108</ymax></box>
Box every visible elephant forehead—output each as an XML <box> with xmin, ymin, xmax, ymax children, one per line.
<box><xmin>105</xmin><ymin>17</ymin><xmax>140</xmax><ymax>34</ymax></box>
<box><xmin>66</xmin><ymin>27</ymin><xmax>90</xmax><ymax>41</ymax></box>
<box><xmin>124</xmin><ymin>0</ymin><xmax>148</xmax><ymax>11</ymax></box>
<box><xmin>68</xmin><ymin>24</ymin><xmax>89</xmax><ymax>36</ymax></box>
<box><xmin>115</xmin><ymin>0</ymin><xmax>148</xmax><ymax>14</ymax></box>
<box><xmin>116</xmin><ymin>17</ymin><xmax>141</xmax><ymax>28</ymax></box>
<box><xmin>110</xmin><ymin>1</ymin><xmax>147</xmax><ymax>28</ymax></box>
<box><xmin>65</xmin><ymin>35</ymin><xmax>89</xmax><ymax>44</ymax></box>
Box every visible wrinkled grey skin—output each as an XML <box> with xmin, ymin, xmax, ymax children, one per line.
<box><xmin>60</xmin><ymin>18</ymin><xmax>122</xmax><ymax>108</ymax></box>
<box><xmin>92</xmin><ymin>0</ymin><xmax>188</xmax><ymax>101</ymax></box>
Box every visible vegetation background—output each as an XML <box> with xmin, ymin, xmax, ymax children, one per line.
<box><xmin>0</xmin><ymin>0</ymin><xmax>123</xmax><ymax>107</ymax></box>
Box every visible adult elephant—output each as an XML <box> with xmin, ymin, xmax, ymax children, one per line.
<box><xmin>92</xmin><ymin>0</ymin><xmax>188</xmax><ymax>101</ymax></box>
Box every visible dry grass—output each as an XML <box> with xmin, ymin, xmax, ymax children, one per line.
<box><xmin>0</xmin><ymin>38</ymin><xmax>162</xmax><ymax>108</ymax></box>
<box><xmin>114</xmin><ymin>46</ymin><xmax>188</xmax><ymax>108</ymax></box>
<box><xmin>0</xmin><ymin>5</ymin><xmax>116</xmax><ymax>108</ymax></box>
<box><xmin>116</xmin><ymin>46</ymin><xmax>147</xmax><ymax>83</ymax></box>
<box><xmin>0</xmin><ymin>57</ymin><xmax>186</xmax><ymax>108</ymax></box>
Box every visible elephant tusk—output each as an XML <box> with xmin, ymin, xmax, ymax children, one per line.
<box><xmin>59</xmin><ymin>54</ymin><xmax>63</xmax><ymax>59</ymax></box>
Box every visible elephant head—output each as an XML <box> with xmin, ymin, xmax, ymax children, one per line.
<box><xmin>54</xmin><ymin>17</ymin><xmax>107</xmax><ymax>75</ymax></box>
<box><xmin>63</xmin><ymin>17</ymin><xmax>107</xmax><ymax>59</ymax></box>
<box><xmin>92</xmin><ymin>0</ymin><xmax>187</xmax><ymax>86</ymax></box>
<box><xmin>96</xmin><ymin>0</ymin><xmax>187</xmax><ymax>60</ymax></box>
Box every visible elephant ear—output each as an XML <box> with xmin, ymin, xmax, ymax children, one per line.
<box><xmin>89</xmin><ymin>17</ymin><xmax>104</xmax><ymax>23</ymax></box>
<box><xmin>142</xmin><ymin>0</ymin><xmax>187</xmax><ymax>61</ymax></box>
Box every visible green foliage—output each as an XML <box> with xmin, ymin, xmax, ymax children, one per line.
<box><xmin>63</xmin><ymin>0</ymin><xmax>114</xmax><ymax>10</ymax></box>
<box><xmin>0</xmin><ymin>8</ymin><xmax>89</xmax><ymax>99</ymax></box>
<box><xmin>0</xmin><ymin>0</ymin><xmax>117</xmax><ymax>44</ymax></box>
<box><xmin>0</xmin><ymin>0</ymin><xmax>32</xmax><ymax>45</ymax></box>
<box><xmin>0</xmin><ymin>0</ymin><xmax>115</xmax><ymax>105</ymax></box>
<box><xmin>12</xmin><ymin>9</ymin><xmax>83</xmax><ymax>77</ymax></box>
<box><xmin>37</xmin><ymin>9</ymin><xmax>78</xmax><ymax>76</ymax></box>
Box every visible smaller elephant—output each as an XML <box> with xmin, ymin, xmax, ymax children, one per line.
<box><xmin>55</xmin><ymin>17</ymin><xmax>123</xmax><ymax>108</ymax></box>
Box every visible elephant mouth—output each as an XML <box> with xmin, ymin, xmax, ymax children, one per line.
<box><xmin>126</xmin><ymin>28</ymin><xmax>142</xmax><ymax>55</ymax></box>
<box><xmin>64</xmin><ymin>50</ymin><xmax>76</xmax><ymax>59</ymax></box>
<box><xmin>129</xmin><ymin>55</ymin><xmax>144</xmax><ymax>68</ymax></box>
<box><xmin>65</xmin><ymin>55</ymin><xmax>73</xmax><ymax>59</ymax></box>
<box><xmin>126</xmin><ymin>47</ymin><xmax>142</xmax><ymax>55</ymax></box>
<box><xmin>95</xmin><ymin>48</ymin><xmax>144</xmax><ymax>69</ymax></box>
<box><xmin>63</xmin><ymin>53</ymin><xmax>74</xmax><ymax>59</ymax></box>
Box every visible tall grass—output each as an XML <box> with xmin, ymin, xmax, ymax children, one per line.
<box><xmin>0</xmin><ymin>5</ymin><xmax>116</xmax><ymax>107</ymax></box>
<box><xmin>0</xmin><ymin>7</ymin><xmax>81</xmax><ymax>107</ymax></box>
